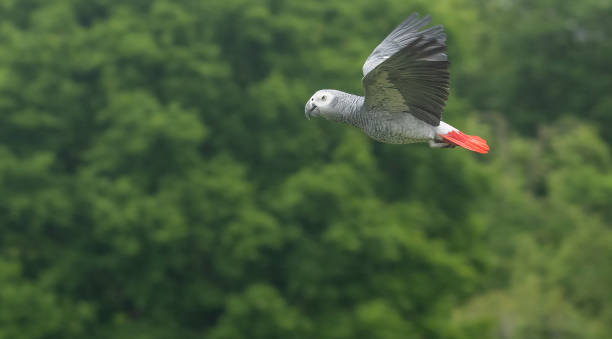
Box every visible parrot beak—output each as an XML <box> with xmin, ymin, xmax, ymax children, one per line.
<box><xmin>305</xmin><ymin>101</ymin><xmax>317</xmax><ymax>120</ymax></box>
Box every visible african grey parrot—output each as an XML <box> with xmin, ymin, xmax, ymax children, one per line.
<box><xmin>304</xmin><ymin>13</ymin><xmax>489</xmax><ymax>154</ymax></box>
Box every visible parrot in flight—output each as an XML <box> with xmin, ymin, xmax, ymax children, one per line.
<box><xmin>305</xmin><ymin>13</ymin><xmax>489</xmax><ymax>154</ymax></box>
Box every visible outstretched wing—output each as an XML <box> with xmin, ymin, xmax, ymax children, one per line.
<box><xmin>362</xmin><ymin>14</ymin><xmax>449</xmax><ymax>126</ymax></box>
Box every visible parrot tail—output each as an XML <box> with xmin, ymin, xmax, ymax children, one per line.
<box><xmin>439</xmin><ymin>130</ymin><xmax>489</xmax><ymax>154</ymax></box>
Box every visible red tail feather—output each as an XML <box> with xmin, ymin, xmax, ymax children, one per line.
<box><xmin>439</xmin><ymin>130</ymin><xmax>489</xmax><ymax>154</ymax></box>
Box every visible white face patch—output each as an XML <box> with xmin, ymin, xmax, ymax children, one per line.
<box><xmin>312</xmin><ymin>90</ymin><xmax>335</xmax><ymax>113</ymax></box>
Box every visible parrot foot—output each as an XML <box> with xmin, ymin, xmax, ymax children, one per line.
<box><xmin>429</xmin><ymin>140</ymin><xmax>456</xmax><ymax>149</ymax></box>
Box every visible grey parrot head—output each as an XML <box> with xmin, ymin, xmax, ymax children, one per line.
<box><xmin>304</xmin><ymin>89</ymin><xmax>341</xmax><ymax>120</ymax></box>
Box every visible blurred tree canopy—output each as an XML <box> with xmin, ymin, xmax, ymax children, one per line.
<box><xmin>0</xmin><ymin>0</ymin><xmax>610</xmax><ymax>338</ymax></box>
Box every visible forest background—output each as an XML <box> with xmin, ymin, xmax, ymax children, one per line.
<box><xmin>0</xmin><ymin>0</ymin><xmax>611</xmax><ymax>338</ymax></box>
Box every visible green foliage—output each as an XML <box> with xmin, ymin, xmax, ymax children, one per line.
<box><xmin>0</xmin><ymin>0</ymin><xmax>610</xmax><ymax>338</ymax></box>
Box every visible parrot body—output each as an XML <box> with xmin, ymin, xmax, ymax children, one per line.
<box><xmin>305</xmin><ymin>14</ymin><xmax>489</xmax><ymax>154</ymax></box>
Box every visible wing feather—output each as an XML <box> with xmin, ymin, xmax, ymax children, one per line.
<box><xmin>362</xmin><ymin>14</ymin><xmax>449</xmax><ymax>126</ymax></box>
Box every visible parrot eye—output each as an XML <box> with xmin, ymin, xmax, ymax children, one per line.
<box><xmin>321</xmin><ymin>95</ymin><xmax>327</xmax><ymax>101</ymax></box>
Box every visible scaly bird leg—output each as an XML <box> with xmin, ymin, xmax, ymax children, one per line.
<box><xmin>429</xmin><ymin>140</ymin><xmax>456</xmax><ymax>149</ymax></box>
